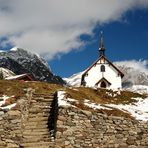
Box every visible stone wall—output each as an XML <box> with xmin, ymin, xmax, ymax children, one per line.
<box><xmin>0</xmin><ymin>109</ymin><xmax>22</xmax><ymax>148</ymax></box>
<box><xmin>55</xmin><ymin>106</ymin><xmax>148</xmax><ymax>148</ymax></box>
<box><xmin>0</xmin><ymin>90</ymin><xmax>148</xmax><ymax>148</ymax></box>
<box><xmin>0</xmin><ymin>88</ymin><xmax>33</xmax><ymax>148</ymax></box>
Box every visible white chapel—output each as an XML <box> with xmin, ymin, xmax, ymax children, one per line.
<box><xmin>81</xmin><ymin>32</ymin><xmax>124</xmax><ymax>89</ymax></box>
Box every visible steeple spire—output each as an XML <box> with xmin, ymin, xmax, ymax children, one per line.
<box><xmin>99</xmin><ymin>31</ymin><xmax>105</xmax><ymax>57</ymax></box>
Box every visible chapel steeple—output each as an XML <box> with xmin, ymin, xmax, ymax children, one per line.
<box><xmin>99</xmin><ymin>31</ymin><xmax>105</xmax><ymax>57</ymax></box>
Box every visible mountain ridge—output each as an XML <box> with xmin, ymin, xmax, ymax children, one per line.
<box><xmin>0</xmin><ymin>48</ymin><xmax>65</xmax><ymax>84</ymax></box>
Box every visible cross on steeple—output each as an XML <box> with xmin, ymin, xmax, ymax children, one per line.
<box><xmin>99</xmin><ymin>31</ymin><xmax>105</xmax><ymax>57</ymax></box>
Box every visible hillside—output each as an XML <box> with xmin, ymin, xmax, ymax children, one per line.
<box><xmin>0</xmin><ymin>80</ymin><xmax>148</xmax><ymax>147</ymax></box>
<box><xmin>0</xmin><ymin>80</ymin><xmax>147</xmax><ymax>120</ymax></box>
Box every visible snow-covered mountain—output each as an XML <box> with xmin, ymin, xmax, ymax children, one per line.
<box><xmin>64</xmin><ymin>71</ymin><xmax>84</xmax><ymax>87</ymax></box>
<box><xmin>0</xmin><ymin>47</ymin><xmax>65</xmax><ymax>84</ymax></box>
<box><xmin>64</xmin><ymin>60</ymin><xmax>148</xmax><ymax>91</ymax></box>
<box><xmin>114</xmin><ymin>60</ymin><xmax>148</xmax><ymax>87</ymax></box>
<box><xmin>0</xmin><ymin>67</ymin><xmax>15</xmax><ymax>79</ymax></box>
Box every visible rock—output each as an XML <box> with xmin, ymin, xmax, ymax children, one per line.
<box><xmin>65</xmin><ymin>141</ymin><xmax>70</xmax><ymax>146</ymax></box>
<box><xmin>126</xmin><ymin>137</ymin><xmax>136</xmax><ymax>145</ymax></box>
<box><xmin>6</xmin><ymin>143</ymin><xmax>19</xmax><ymax>148</ymax></box>
<box><xmin>81</xmin><ymin>110</ymin><xmax>92</xmax><ymax>117</ymax></box>
<box><xmin>128</xmin><ymin>145</ymin><xmax>137</xmax><ymax>148</ymax></box>
<box><xmin>0</xmin><ymin>111</ymin><xmax>4</xmax><ymax>116</ymax></box>
<box><xmin>7</xmin><ymin>110</ymin><xmax>21</xmax><ymax>116</ymax></box>
<box><xmin>0</xmin><ymin>141</ymin><xmax>6</xmax><ymax>146</ymax></box>
<box><xmin>63</xmin><ymin>129</ymin><xmax>73</xmax><ymax>136</ymax></box>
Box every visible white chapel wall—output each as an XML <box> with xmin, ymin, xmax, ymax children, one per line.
<box><xmin>84</xmin><ymin>59</ymin><xmax>122</xmax><ymax>89</ymax></box>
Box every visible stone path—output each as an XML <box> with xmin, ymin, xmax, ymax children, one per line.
<box><xmin>21</xmin><ymin>93</ymin><xmax>55</xmax><ymax>148</ymax></box>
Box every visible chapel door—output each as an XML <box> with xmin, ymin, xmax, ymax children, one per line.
<box><xmin>100</xmin><ymin>81</ymin><xmax>106</xmax><ymax>88</ymax></box>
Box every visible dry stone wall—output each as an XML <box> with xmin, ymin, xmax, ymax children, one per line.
<box><xmin>0</xmin><ymin>90</ymin><xmax>148</xmax><ymax>148</ymax></box>
<box><xmin>0</xmin><ymin>109</ymin><xmax>22</xmax><ymax>148</ymax></box>
<box><xmin>0</xmin><ymin>88</ymin><xmax>34</xmax><ymax>148</ymax></box>
<box><xmin>55</xmin><ymin>106</ymin><xmax>148</xmax><ymax>148</ymax></box>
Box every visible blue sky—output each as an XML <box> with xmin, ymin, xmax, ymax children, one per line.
<box><xmin>0</xmin><ymin>1</ymin><xmax>148</xmax><ymax>77</ymax></box>
<box><xmin>49</xmin><ymin>9</ymin><xmax>148</xmax><ymax>77</ymax></box>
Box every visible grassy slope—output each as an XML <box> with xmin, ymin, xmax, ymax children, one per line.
<box><xmin>0</xmin><ymin>80</ymin><xmax>62</xmax><ymax>108</ymax></box>
<box><xmin>64</xmin><ymin>87</ymin><xmax>147</xmax><ymax>119</ymax></box>
<box><xmin>0</xmin><ymin>80</ymin><xmax>62</xmax><ymax>96</ymax></box>
<box><xmin>66</xmin><ymin>87</ymin><xmax>146</xmax><ymax>104</ymax></box>
<box><xmin>0</xmin><ymin>80</ymin><xmax>147</xmax><ymax>119</ymax></box>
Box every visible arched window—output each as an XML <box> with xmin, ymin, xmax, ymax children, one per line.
<box><xmin>100</xmin><ymin>65</ymin><xmax>105</xmax><ymax>72</ymax></box>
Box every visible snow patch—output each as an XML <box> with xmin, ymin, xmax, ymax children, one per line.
<box><xmin>5</xmin><ymin>73</ymin><xmax>27</xmax><ymax>80</ymax></box>
<box><xmin>0</xmin><ymin>95</ymin><xmax>16</xmax><ymax>110</ymax></box>
<box><xmin>84</xmin><ymin>99</ymin><xmax>111</xmax><ymax>110</ymax></box>
<box><xmin>57</xmin><ymin>91</ymin><xmax>77</xmax><ymax>107</ymax></box>
<box><xmin>108</xmin><ymin>97</ymin><xmax>148</xmax><ymax>121</ymax></box>
<box><xmin>1</xmin><ymin>103</ymin><xmax>16</xmax><ymax>110</ymax></box>
<box><xmin>0</xmin><ymin>95</ymin><xmax>10</xmax><ymax>106</ymax></box>
<box><xmin>10</xmin><ymin>47</ymin><xmax>18</xmax><ymax>51</ymax></box>
<box><xmin>0</xmin><ymin>67</ymin><xmax>15</xmax><ymax>79</ymax></box>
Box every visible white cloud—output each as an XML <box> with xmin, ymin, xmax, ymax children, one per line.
<box><xmin>114</xmin><ymin>60</ymin><xmax>148</xmax><ymax>74</ymax></box>
<box><xmin>0</xmin><ymin>0</ymin><xmax>148</xmax><ymax>60</ymax></box>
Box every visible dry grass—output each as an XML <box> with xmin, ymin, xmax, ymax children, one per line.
<box><xmin>0</xmin><ymin>80</ymin><xmax>62</xmax><ymax>109</ymax></box>
<box><xmin>97</xmin><ymin>109</ymin><xmax>134</xmax><ymax>119</ymax></box>
<box><xmin>66</xmin><ymin>87</ymin><xmax>146</xmax><ymax>105</ymax></box>
<box><xmin>0</xmin><ymin>80</ymin><xmax>62</xmax><ymax>97</ymax></box>
<box><xmin>72</xmin><ymin>101</ymin><xmax>133</xmax><ymax>119</ymax></box>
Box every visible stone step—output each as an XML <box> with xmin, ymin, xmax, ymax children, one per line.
<box><xmin>21</xmin><ymin>144</ymin><xmax>54</xmax><ymax>148</ymax></box>
<box><xmin>29</xmin><ymin>109</ymin><xmax>51</xmax><ymax>113</ymax></box>
<box><xmin>25</xmin><ymin>121</ymin><xmax>48</xmax><ymax>126</ymax></box>
<box><xmin>30</xmin><ymin>106</ymin><xmax>52</xmax><ymax>110</ymax></box>
<box><xmin>33</xmin><ymin>93</ymin><xmax>54</xmax><ymax>96</ymax></box>
<box><xmin>30</xmin><ymin>103</ymin><xmax>52</xmax><ymax>106</ymax></box>
<box><xmin>0</xmin><ymin>141</ymin><xmax>6</xmax><ymax>147</ymax></box>
<box><xmin>23</xmin><ymin>134</ymin><xmax>50</xmax><ymax>142</ymax></box>
<box><xmin>21</xmin><ymin>141</ymin><xmax>52</xmax><ymax>147</ymax></box>
<box><xmin>28</xmin><ymin>114</ymin><xmax>49</xmax><ymax>118</ymax></box>
<box><xmin>23</xmin><ymin>131</ymin><xmax>49</xmax><ymax>136</ymax></box>
<box><xmin>19</xmin><ymin>92</ymin><xmax>55</xmax><ymax>147</ymax></box>
<box><xmin>29</xmin><ymin>106</ymin><xmax>52</xmax><ymax>110</ymax></box>
<box><xmin>33</xmin><ymin>97</ymin><xmax>54</xmax><ymax>100</ymax></box>
<box><xmin>22</xmin><ymin>138</ymin><xmax>52</xmax><ymax>143</ymax></box>
<box><xmin>24</xmin><ymin>124</ymin><xmax>48</xmax><ymax>129</ymax></box>
<box><xmin>28</xmin><ymin>117</ymin><xmax>48</xmax><ymax>122</ymax></box>
<box><xmin>23</xmin><ymin>128</ymin><xmax>49</xmax><ymax>132</ymax></box>
<box><xmin>30</xmin><ymin>102</ymin><xmax>52</xmax><ymax>105</ymax></box>
<box><xmin>31</xmin><ymin>99</ymin><xmax>53</xmax><ymax>102</ymax></box>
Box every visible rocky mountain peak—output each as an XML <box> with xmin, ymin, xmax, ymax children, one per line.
<box><xmin>0</xmin><ymin>47</ymin><xmax>65</xmax><ymax>84</ymax></box>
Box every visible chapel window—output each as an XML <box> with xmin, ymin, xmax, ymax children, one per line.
<box><xmin>101</xmin><ymin>65</ymin><xmax>105</xmax><ymax>72</ymax></box>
